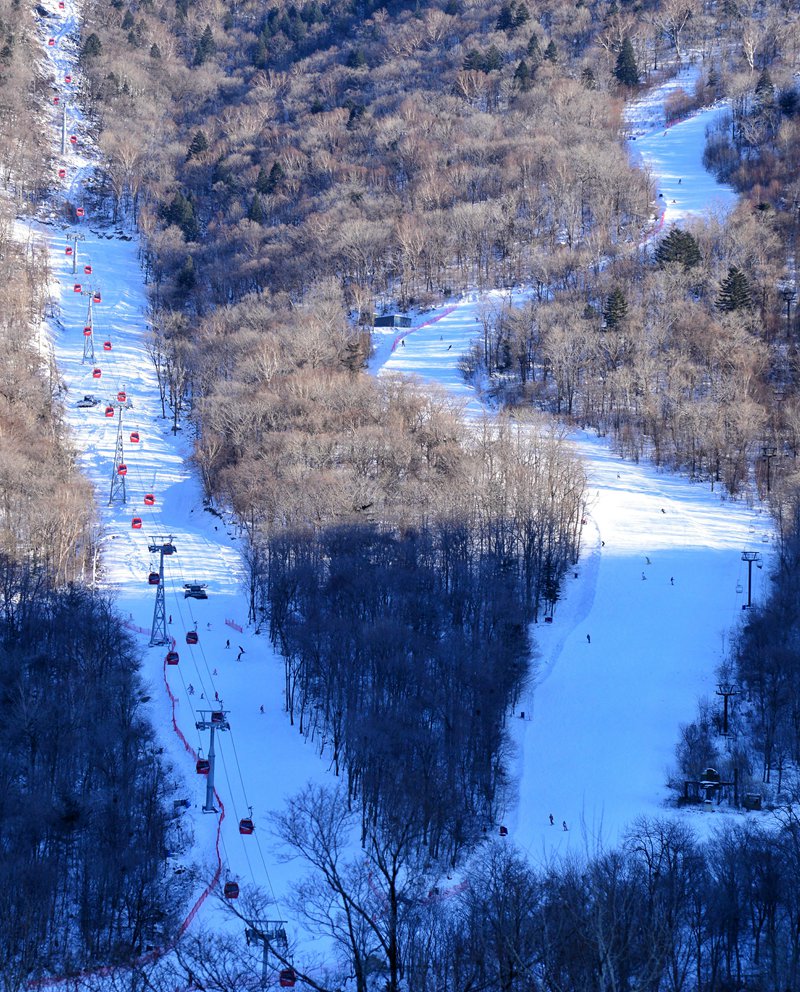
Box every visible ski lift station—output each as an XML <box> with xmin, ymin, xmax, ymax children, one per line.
<box><xmin>373</xmin><ymin>313</ymin><xmax>411</xmax><ymax>328</ymax></box>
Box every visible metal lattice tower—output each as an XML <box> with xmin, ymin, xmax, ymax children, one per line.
<box><xmin>67</xmin><ymin>233</ymin><xmax>85</xmax><ymax>275</ymax></box>
<box><xmin>148</xmin><ymin>536</ymin><xmax>176</xmax><ymax>646</ymax></box>
<box><xmin>196</xmin><ymin>709</ymin><xmax>230</xmax><ymax>813</ymax></box>
<box><xmin>245</xmin><ymin>921</ymin><xmax>289</xmax><ymax>987</ymax></box>
<box><xmin>108</xmin><ymin>402</ymin><xmax>127</xmax><ymax>505</ymax></box>
<box><xmin>82</xmin><ymin>298</ymin><xmax>94</xmax><ymax>364</ymax></box>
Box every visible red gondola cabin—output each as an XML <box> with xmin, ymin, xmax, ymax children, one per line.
<box><xmin>117</xmin><ymin>391</ymin><xmax>126</xmax><ymax>402</ymax></box>
<box><xmin>130</xmin><ymin>431</ymin><xmax>140</xmax><ymax>443</ymax></box>
<box><xmin>48</xmin><ymin>38</ymin><xmax>55</xmax><ymax>45</ymax></box>
<box><xmin>53</xmin><ymin>96</ymin><xmax>59</xmax><ymax>104</ymax></box>
<box><xmin>117</xmin><ymin>464</ymin><xmax>127</xmax><ymax>476</ymax></box>
<box><xmin>131</xmin><ymin>517</ymin><xmax>142</xmax><ymax>529</ymax></box>
<box><xmin>92</xmin><ymin>368</ymin><xmax>102</xmax><ymax>379</ymax></box>
<box><xmin>103</xmin><ymin>341</ymin><xmax>112</xmax><ymax>351</ymax></box>
<box><xmin>186</xmin><ymin>631</ymin><xmax>199</xmax><ymax>645</ymax></box>
<box><xmin>144</xmin><ymin>494</ymin><xmax>155</xmax><ymax>506</ymax></box>
<box><xmin>211</xmin><ymin>710</ymin><xmax>225</xmax><ymax>724</ymax></box>
<box><xmin>239</xmin><ymin>818</ymin><xmax>254</xmax><ymax>835</ymax></box>
<box><xmin>223</xmin><ymin>881</ymin><xmax>239</xmax><ymax>899</ymax></box>
<box><xmin>65</xmin><ymin>73</ymin><xmax>71</xmax><ymax>82</ymax></box>
<box><xmin>166</xmin><ymin>651</ymin><xmax>179</xmax><ymax>665</ymax></box>
<box><xmin>83</xmin><ymin>327</ymin><xmax>92</xmax><ymax>337</ymax></box>
<box><xmin>196</xmin><ymin>758</ymin><xmax>210</xmax><ymax>775</ymax></box>
<box><xmin>279</xmin><ymin>969</ymin><xmax>296</xmax><ymax>988</ymax></box>
<box><xmin>73</xmin><ymin>284</ymin><xmax>81</xmax><ymax>292</ymax></box>
<box><xmin>69</xmin><ymin>135</ymin><xmax>77</xmax><ymax>145</ymax></box>
<box><xmin>65</xmin><ymin>246</ymin><xmax>73</xmax><ymax>255</ymax></box>
<box><xmin>76</xmin><ymin>207</ymin><xmax>84</xmax><ymax>217</ymax></box>
<box><xmin>148</xmin><ymin>572</ymin><xmax>160</xmax><ymax>585</ymax></box>
<box><xmin>84</xmin><ymin>264</ymin><xmax>92</xmax><ymax>273</ymax></box>
<box><xmin>93</xmin><ymin>291</ymin><xmax>101</xmax><ymax>302</ymax></box>
<box><xmin>104</xmin><ymin>406</ymin><xmax>114</xmax><ymax>417</ymax></box>
<box><xmin>58</xmin><ymin>168</ymin><xmax>66</xmax><ymax>178</ymax></box>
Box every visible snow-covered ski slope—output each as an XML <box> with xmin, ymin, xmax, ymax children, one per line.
<box><xmin>371</xmin><ymin>72</ymin><xmax>770</xmax><ymax>858</ymax></box>
<box><xmin>626</xmin><ymin>62</ymin><xmax>737</xmax><ymax>226</ymax></box>
<box><xmin>27</xmin><ymin>0</ymin><xmax>333</xmax><ymax>970</ymax></box>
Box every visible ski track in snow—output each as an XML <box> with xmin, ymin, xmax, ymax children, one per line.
<box><xmin>21</xmin><ymin>14</ymin><xmax>771</xmax><ymax>981</ymax></box>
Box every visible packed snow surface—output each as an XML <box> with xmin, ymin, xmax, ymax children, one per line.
<box><xmin>23</xmin><ymin>13</ymin><xmax>767</xmax><ymax>978</ymax></box>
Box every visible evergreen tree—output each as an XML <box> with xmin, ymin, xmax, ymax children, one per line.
<box><xmin>581</xmin><ymin>65</ymin><xmax>596</xmax><ymax>89</ymax></box>
<box><xmin>715</xmin><ymin>266</ymin><xmax>752</xmax><ymax>311</ymax></box>
<box><xmin>121</xmin><ymin>9</ymin><xmax>134</xmax><ymax>28</ymax></box>
<box><xmin>463</xmin><ymin>48</ymin><xmax>484</xmax><ymax>71</ymax></box>
<box><xmin>484</xmin><ymin>44</ymin><xmax>502</xmax><ymax>71</ymax></box>
<box><xmin>264</xmin><ymin>160</ymin><xmax>284</xmax><ymax>193</ymax></box>
<box><xmin>614</xmin><ymin>36</ymin><xmax>639</xmax><ymax>87</ymax></box>
<box><xmin>149</xmin><ymin>42</ymin><xmax>161</xmax><ymax>58</ymax></box>
<box><xmin>176</xmin><ymin>255</ymin><xmax>196</xmax><ymax>293</ymax></box>
<box><xmin>513</xmin><ymin>2</ymin><xmax>530</xmax><ymax>27</ymax></box>
<box><xmin>192</xmin><ymin>24</ymin><xmax>215</xmax><ymax>66</ymax></box>
<box><xmin>755</xmin><ymin>67</ymin><xmax>774</xmax><ymax>108</ymax></box>
<box><xmin>655</xmin><ymin>228</ymin><xmax>702</xmax><ymax>269</ymax></box>
<box><xmin>543</xmin><ymin>39</ymin><xmax>558</xmax><ymax>62</ymax></box>
<box><xmin>186</xmin><ymin>130</ymin><xmax>208</xmax><ymax>159</ymax></box>
<box><xmin>603</xmin><ymin>287</ymin><xmax>628</xmax><ymax>328</ymax></box>
<box><xmin>81</xmin><ymin>32</ymin><xmax>102</xmax><ymax>58</ymax></box>
<box><xmin>345</xmin><ymin>47</ymin><xmax>367</xmax><ymax>68</ymax></box>
<box><xmin>247</xmin><ymin>193</ymin><xmax>265</xmax><ymax>224</ymax></box>
<box><xmin>495</xmin><ymin>3</ymin><xmax>514</xmax><ymax>31</ymax></box>
<box><xmin>163</xmin><ymin>192</ymin><xmax>198</xmax><ymax>240</ymax></box>
<box><xmin>513</xmin><ymin>58</ymin><xmax>531</xmax><ymax>90</ymax></box>
<box><xmin>526</xmin><ymin>32</ymin><xmax>540</xmax><ymax>61</ymax></box>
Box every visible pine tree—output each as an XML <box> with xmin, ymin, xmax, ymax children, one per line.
<box><xmin>247</xmin><ymin>193</ymin><xmax>265</xmax><ymax>223</ymax></box>
<box><xmin>345</xmin><ymin>47</ymin><xmax>367</xmax><ymax>69</ymax></box>
<box><xmin>544</xmin><ymin>39</ymin><xmax>558</xmax><ymax>62</ymax></box>
<box><xmin>176</xmin><ymin>255</ymin><xmax>196</xmax><ymax>293</ymax></box>
<box><xmin>264</xmin><ymin>161</ymin><xmax>284</xmax><ymax>193</ymax></box>
<box><xmin>654</xmin><ymin>228</ymin><xmax>701</xmax><ymax>269</ymax></box>
<box><xmin>603</xmin><ymin>287</ymin><xmax>628</xmax><ymax>328</ymax></box>
<box><xmin>513</xmin><ymin>58</ymin><xmax>531</xmax><ymax>90</ymax></box>
<box><xmin>81</xmin><ymin>33</ymin><xmax>102</xmax><ymax>58</ymax></box>
<box><xmin>755</xmin><ymin>67</ymin><xmax>774</xmax><ymax>108</ymax></box>
<box><xmin>121</xmin><ymin>9</ymin><xmax>134</xmax><ymax>28</ymax></box>
<box><xmin>150</xmin><ymin>42</ymin><xmax>161</xmax><ymax>58</ymax></box>
<box><xmin>193</xmin><ymin>24</ymin><xmax>215</xmax><ymax>66</ymax></box>
<box><xmin>463</xmin><ymin>48</ymin><xmax>483</xmax><ymax>71</ymax></box>
<box><xmin>581</xmin><ymin>65</ymin><xmax>596</xmax><ymax>89</ymax></box>
<box><xmin>484</xmin><ymin>44</ymin><xmax>502</xmax><ymax>71</ymax></box>
<box><xmin>186</xmin><ymin>130</ymin><xmax>208</xmax><ymax>159</ymax></box>
<box><xmin>526</xmin><ymin>32</ymin><xmax>540</xmax><ymax>61</ymax></box>
<box><xmin>715</xmin><ymin>266</ymin><xmax>752</xmax><ymax>312</ymax></box>
<box><xmin>614</xmin><ymin>36</ymin><xmax>639</xmax><ymax>87</ymax></box>
<box><xmin>495</xmin><ymin>3</ymin><xmax>514</xmax><ymax>31</ymax></box>
<box><xmin>513</xmin><ymin>2</ymin><xmax>530</xmax><ymax>27</ymax></box>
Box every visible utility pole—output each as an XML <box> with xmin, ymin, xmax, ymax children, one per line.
<box><xmin>195</xmin><ymin>709</ymin><xmax>229</xmax><ymax>813</ymax></box>
<box><xmin>740</xmin><ymin>551</ymin><xmax>762</xmax><ymax>609</ymax></box>
<box><xmin>245</xmin><ymin>921</ymin><xmax>288</xmax><ymax>988</ymax></box>
<box><xmin>108</xmin><ymin>397</ymin><xmax>131</xmax><ymax>505</ymax></box>
<box><xmin>148</xmin><ymin>536</ymin><xmax>176</xmax><ymax>645</ymax></box>
<box><xmin>716</xmin><ymin>681</ymin><xmax>738</xmax><ymax>736</ymax></box>
<box><xmin>761</xmin><ymin>444</ymin><xmax>777</xmax><ymax>494</ymax></box>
